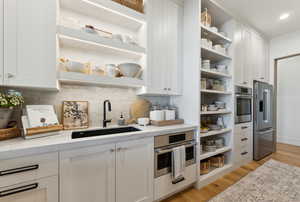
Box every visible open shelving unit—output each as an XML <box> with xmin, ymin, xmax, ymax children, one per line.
<box><xmin>57</xmin><ymin>0</ymin><xmax>147</xmax><ymax>88</ymax></box>
<box><xmin>198</xmin><ymin>0</ymin><xmax>235</xmax><ymax>188</ymax></box>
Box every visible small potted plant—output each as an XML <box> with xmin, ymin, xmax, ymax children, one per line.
<box><xmin>0</xmin><ymin>91</ymin><xmax>24</xmax><ymax>129</ymax></box>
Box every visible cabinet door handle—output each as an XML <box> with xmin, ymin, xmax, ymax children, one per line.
<box><xmin>168</xmin><ymin>88</ymin><xmax>171</xmax><ymax>91</ymax></box>
<box><xmin>243</xmin><ymin>81</ymin><xmax>248</xmax><ymax>84</ymax></box>
<box><xmin>0</xmin><ymin>165</ymin><xmax>39</xmax><ymax>176</ymax></box>
<box><xmin>241</xmin><ymin>126</ymin><xmax>248</xmax><ymax>129</ymax></box>
<box><xmin>241</xmin><ymin>152</ymin><xmax>248</xmax><ymax>156</ymax></box>
<box><xmin>0</xmin><ymin>183</ymin><xmax>38</xmax><ymax>198</ymax></box>
<box><xmin>110</xmin><ymin>149</ymin><xmax>115</xmax><ymax>153</ymax></box>
<box><xmin>7</xmin><ymin>73</ymin><xmax>14</xmax><ymax>78</ymax></box>
<box><xmin>260</xmin><ymin>77</ymin><xmax>264</xmax><ymax>80</ymax></box>
<box><xmin>163</xmin><ymin>88</ymin><xmax>167</xmax><ymax>91</ymax></box>
<box><xmin>117</xmin><ymin>147</ymin><xmax>128</xmax><ymax>152</ymax></box>
<box><xmin>241</xmin><ymin>138</ymin><xmax>248</xmax><ymax>141</ymax></box>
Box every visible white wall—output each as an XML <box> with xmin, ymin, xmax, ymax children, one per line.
<box><xmin>277</xmin><ymin>56</ymin><xmax>300</xmax><ymax>146</ymax></box>
<box><xmin>269</xmin><ymin>29</ymin><xmax>300</xmax><ymax>84</ymax></box>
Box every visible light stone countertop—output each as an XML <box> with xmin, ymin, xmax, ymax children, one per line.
<box><xmin>0</xmin><ymin>124</ymin><xmax>197</xmax><ymax>160</ymax></box>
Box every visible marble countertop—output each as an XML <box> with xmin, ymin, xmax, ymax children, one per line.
<box><xmin>0</xmin><ymin>124</ymin><xmax>197</xmax><ymax>160</ymax></box>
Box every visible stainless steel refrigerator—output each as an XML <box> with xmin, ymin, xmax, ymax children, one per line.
<box><xmin>253</xmin><ymin>81</ymin><xmax>275</xmax><ymax>160</ymax></box>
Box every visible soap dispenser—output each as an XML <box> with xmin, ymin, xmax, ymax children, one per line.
<box><xmin>118</xmin><ymin>113</ymin><xmax>126</xmax><ymax>126</ymax></box>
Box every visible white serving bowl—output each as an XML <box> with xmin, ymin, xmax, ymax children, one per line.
<box><xmin>118</xmin><ymin>63</ymin><xmax>142</xmax><ymax>78</ymax></box>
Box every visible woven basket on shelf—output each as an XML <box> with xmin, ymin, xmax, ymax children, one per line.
<box><xmin>112</xmin><ymin>0</ymin><xmax>144</xmax><ymax>13</ymax></box>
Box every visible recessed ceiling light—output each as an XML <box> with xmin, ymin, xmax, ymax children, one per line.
<box><xmin>279</xmin><ymin>13</ymin><xmax>290</xmax><ymax>20</ymax></box>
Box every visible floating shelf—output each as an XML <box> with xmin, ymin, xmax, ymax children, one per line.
<box><xmin>60</xmin><ymin>0</ymin><xmax>146</xmax><ymax>30</ymax></box>
<box><xmin>201</xmin><ymin>69</ymin><xmax>232</xmax><ymax>79</ymax></box>
<box><xmin>200</xmin><ymin>128</ymin><xmax>232</xmax><ymax>138</ymax></box>
<box><xmin>201</xmin><ymin>110</ymin><xmax>232</xmax><ymax>115</ymax></box>
<box><xmin>201</xmin><ymin>25</ymin><xmax>232</xmax><ymax>44</ymax></box>
<box><xmin>59</xmin><ymin>71</ymin><xmax>145</xmax><ymax>88</ymax></box>
<box><xmin>201</xmin><ymin>89</ymin><xmax>232</xmax><ymax>95</ymax></box>
<box><xmin>199</xmin><ymin>164</ymin><xmax>233</xmax><ymax>181</ymax></box>
<box><xmin>201</xmin><ymin>47</ymin><xmax>231</xmax><ymax>62</ymax></box>
<box><xmin>199</xmin><ymin>146</ymin><xmax>231</xmax><ymax>160</ymax></box>
<box><xmin>57</xmin><ymin>26</ymin><xmax>146</xmax><ymax>59</ymax></box>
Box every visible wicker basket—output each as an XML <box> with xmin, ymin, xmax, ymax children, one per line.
<box><xmin>200</xmin><ymin>159</ymin><xmax>211</xmax><ymax>175</ymax></box>
<box><xmin>210</xmin><ymin>155</ymin><xmax>225</xmax><ymax>168</ymax></box>
<box><xmin>0</xmin><ymin>127</ymin><xmax>21</xmax><ymax>141</ymax></box>
<box><xmin>112</xmin><ymin>0</ymin><xmax>144</xmax><ymax>13</ymax></box>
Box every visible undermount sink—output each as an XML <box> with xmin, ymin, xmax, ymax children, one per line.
<box><xmin>72</xmin><ymin>126</ymin><xmax>141</xmax><ymax>139</ymax></box>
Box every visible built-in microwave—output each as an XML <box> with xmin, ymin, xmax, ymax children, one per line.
<box><xmin>235</xmin><ymin>86</ymin><xmax>253</xmax><ymax>124</ymax></box>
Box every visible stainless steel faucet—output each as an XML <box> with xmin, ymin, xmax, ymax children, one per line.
<box><xmin>103</xmin><ymin>100</ymin><xmax>112</xmax><ymax>128</ymax></box>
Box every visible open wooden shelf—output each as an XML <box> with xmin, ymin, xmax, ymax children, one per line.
<box><xmin>200</xmin><ymin>128</ymin><xmax>232</xmax><ymax>138</ymax></box>
<box><xmin>57</xmin><ymin>26</ymin><xmax>146</xmax><ymax>59</ymax></box>
<box><xmin>199</xmin><ymin>146</ymin><xmax>231</xmax><ymax>160</ymax></box>
<box><xmin>59</xmin><ymin>71</ymin><xmax>145</xmax><ymax>88</ymax></box>
<box><xmin>201</xmin><ymin>110</ymin><xmax>232</xmax><ymax>115</ymax></box>
<box><xmin>60</xmin><ymin>0</ymin><xmax>146</xmax><ymax>30</ymax></box>
<box><xmin>201</xmin><ymin>25</ymin><xmax>232</xmax><ymax>44</ymax></box>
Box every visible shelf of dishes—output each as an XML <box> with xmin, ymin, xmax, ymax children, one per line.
<box><xmin>201</xmin><ymin>59</ymin><xmax>231</xmax><ymax>77</ymax></box>
<box><xmin>60</xmin><ymin>0</ymin><xmax>146</xmax><ymax>31</ymax></box>
<box><xmin>201</xmin><ymin>69</ymin><xmax>231</xmax><ymax>79</ymax></box>
<box><xmin>57</xmin><ymin>25</ymin><xmax>146</xmax><ymax>59</ymax></box>
<box><xmin>201</xmin><ymin>42</ymin><xmax>231</xmax><ymax>62</ymax></box>
<box><xmin>200</xmin><ymin>128</ymin><xmax>232</xmax><ymax>138</ymax></box>
<box><xmin>201</xmin><ymin>24</ymin><xmax>232</xmax><ymax>44</ymax></box>
<box><xmin>199</xmin><ymin>146</ymin><xmax>231</xmax><ymax>161</ymax></box>
<box><xmin>59</xmin><ymin>71</ymin><xmax>144</xmax><ymax>88</ymax></box>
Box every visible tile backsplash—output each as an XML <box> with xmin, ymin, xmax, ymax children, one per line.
<box><xmin>3</xmin><ymin>85</ymin><xmax>169</xmax><ymax>127</ymax></box>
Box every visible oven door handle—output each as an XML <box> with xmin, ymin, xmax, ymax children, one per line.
<box><xmin>155</xmin><ymin>142</ymin><xmax>196</xmax><ymax>154</ymax></box>
<box><xmin>235</xmin><ymin>95</ymin><xmax>253</xmax><ymax>98</ymax></box>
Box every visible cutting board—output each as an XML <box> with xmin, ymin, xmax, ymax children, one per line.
<box><xmin>128</xmin><ymin>99</ymin><xmax>151</xmax><ymax>124</ymax></box>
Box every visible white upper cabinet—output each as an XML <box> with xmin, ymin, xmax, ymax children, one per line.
<box><xmin>116</xmin><ymin>138</ymin><xmax>154</xmax><ymax>202</ymax></box>
<box><xmin>60</xmin><ymin>144</ymin><xmax>116</xmax><ymax>202</ymax></box>
<box><xmin>140</xmin><ymin>0</ymin><xmax>182</xmax><ymax>95</ymax></box>
<box><xmin>234</xmin><ymin>22</ymin><xmax>269</xmax><ymax>87</ymax></box>
<box><xmin>0</xmin><ymin>0</ymin><xmax>3</xmax><ymax>85</ymax></box>
<box><xmin>252</xmin><ymin>32</ymin><xmax>269</xmax><ymax>83</ymax></box>
<box><xmin>3</xmin><ymin>0</ymin><xmax>57</xmax><ymax>89</ymax></box>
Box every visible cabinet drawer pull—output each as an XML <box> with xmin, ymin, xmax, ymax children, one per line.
<box><xmin>172</xmin><ymin>177</ymin><xmax>185</xmax><ymax>184</ymax></box>
<box><xmin>241</xmin><ymin>126</ymin><xmax>248</xmax><ymax>129</ymax></box>
<box><xmin>0</xmin><ymin>183</ymin><xmax>38</xmax><ymax>198</ymax></box>
<box><xmin>0</xmin><ymin>165</ymin><xmax>39</xmax><ymax>176</ymax></box>
<box><xmin>241</xmin><ymin>138</ymin><xmax>248</xmax><ymax>141</ymax></box>
<box><xmin>7</xmin><ymin>73</ymin><xmax>14</xmax><ymax>78</ymax></box>
<box><xmin>241</xmin><ymin>152</ymin><xmax>248</xmax><ymax>156</ymax></box>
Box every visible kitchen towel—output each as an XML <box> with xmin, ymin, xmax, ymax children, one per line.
<box><xmin>171</xmin><ymin>145</ymin><xmax>186</xmax><ymax>182</ymax></box>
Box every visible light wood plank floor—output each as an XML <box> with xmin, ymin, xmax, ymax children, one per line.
<box><xmin>163</xmin><ymin>143</ymin><xmax>300</xmax><ymax>202</ymax></box>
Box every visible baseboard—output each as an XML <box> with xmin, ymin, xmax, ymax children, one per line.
<box><xmin>277</xmin><ymin>136</ymin><xmax>300</xmax><ymax>147</ymax></box>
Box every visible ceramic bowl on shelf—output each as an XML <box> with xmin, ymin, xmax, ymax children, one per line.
<box><xmin>207</xmin><ymin>104</ymin><xmax>218</xmax><ymax>111</ymax></box>
<box><xmin>215</xmin><ymin>101</ymin><xmax>226</xmax><ymax>109</ymax></box>
<box><xmin>216</xmin><ymin>64</ymin><xmax>227</xmax><ymax>73</ymax></box>
<box><xmin>65</xmin><ymin>60</ymin><xmax>90</xmax><ymax>74</ymax></box>
<box><xmin>105</xmin><ymin>64</ymin><xmax>119</xmax><ymax>77</ymax></box>
<box><xmin>118</xmin><ymin>63</ymin><xmax>142</xmax><ymax>78</ymax></box>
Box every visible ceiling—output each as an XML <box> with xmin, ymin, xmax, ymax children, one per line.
<box><xmin>214</xmin><ymin>0</ymin><xmax>300</xmax><ymax>38</ymax></box>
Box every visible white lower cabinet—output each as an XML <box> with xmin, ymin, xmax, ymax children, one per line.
<box><xmin>234</xmin><ymin>122</ymin><xmax>253</xmax><ymax>165</ymax></box>
<box><xmin>60</xmin><ymin>144</ymin><xmax>116</xmax><ymax>202</ymax></box>
<box><xmin>0</xmin><ymin>176</ymin><xmax>58</xmax><ymax>202</ymax></box>
<box><xmin>116</xmin><ymin>138</ymin><xmax>154</xmax><ymax>202</ymax></box>
<box><xmin>60</xmin><ymin>137</ymin><xmax>154</xmax><ymax>202</ymax></box>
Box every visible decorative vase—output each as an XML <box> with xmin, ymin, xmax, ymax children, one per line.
<box><xmin>0</xmin><ymin>108</ymin><xmax>13</xmax><ymax>129</ymax></box>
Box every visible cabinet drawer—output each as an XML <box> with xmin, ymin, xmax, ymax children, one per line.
<box><xmin>0</xmin><ymin>175</ymin><xmax>58</xmax><ymax>202</ymax></box>
<box><xmin>0</xmin><ymin>153</ymin><xmax>58</xmax><ymax>188</ymax></box>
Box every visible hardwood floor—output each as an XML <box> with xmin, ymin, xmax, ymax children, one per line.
<box><xmin>163</xmin><ymin>143</ymin><xmax>300</xmax><ymax>202</ymax></box>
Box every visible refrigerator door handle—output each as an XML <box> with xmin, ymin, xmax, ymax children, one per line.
<box><xmin>257</xmin><ymin>129</ymin><xmax>274</xmax><ymax>135</ymax></box>
<box><xmin>263</xmin><ymin>89</ymin><xmax>271</xmax><ymax>123</ymax></box>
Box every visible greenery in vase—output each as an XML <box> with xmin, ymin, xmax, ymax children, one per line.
<box><xmin>0</xmin><ymin>93</ymin><xmax>24</xmax><ymax>108</ymax></box>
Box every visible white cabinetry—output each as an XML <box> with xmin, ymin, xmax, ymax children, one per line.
<box><xmin>3</xmin><ymin>0</ymin><xmax>57</xmax><ymax>89</ymax></box>
<box><xmin>140</xmin><ymin>0</ymin><xmax>182</xmax><ymax>95</ymax></box>
<box><xmin>60</xmin><ymin>138</ymin><xmax>154</xmax><ymax>202</ymax></box>
<box><xmin>116</xmin><ymin>138</ymin><xmax>154</xmax><ymax>202</ymax></box>
<box><xmin>60</xmin><ymin>144</ymin><xmax>116</xmax><ymax>202</ymax></box>
<box><xmin>234</xmin><ymin>122</ymin><xmax>253</xmax><ymax>166</ymax></box>
<box><xmin>0</xmin><ymin>176</ymin><xmax>58</xmax><ymax>202</ymax></box>
<box><xmin>0</xmin><ymin>0</ymin><xmax>3</xmax><ymax>85</ymax></box>
<box><xmin>234</xmin><ymin>23</ymin><xmax>252</xmax><ymax>87</ymax></box>
<box><xmin>234</xmin><ymin>23</ymin><xmax>269</xmax><ymax>86</ymax></box>
<box><xmin>252</xmin><ymin>32</ymin><xmax>269</xmax><ymax>83</ymax></box>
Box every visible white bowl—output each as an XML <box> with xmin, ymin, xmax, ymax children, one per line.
<box><xmin>66</xmin><ymin>61</ymin><xmax>86</xmax><ymax>73</ymax></box>
<box><xmin>118</xmin><ymin>63</ymin><xmax>141</xmax><ymax>78</ymax></box>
